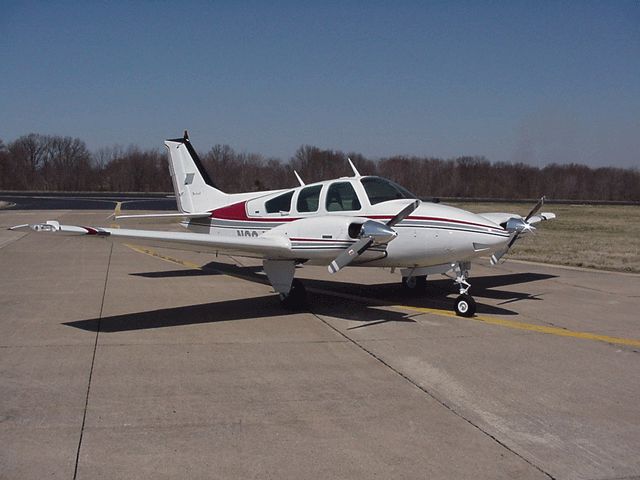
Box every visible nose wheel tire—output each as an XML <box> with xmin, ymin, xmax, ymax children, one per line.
<box><xmin>454</xmin><ymin>294</ymin><xmax>476</xmax><ymax>317</ymax></box>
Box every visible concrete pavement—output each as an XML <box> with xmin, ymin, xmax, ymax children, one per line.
<box><xmin>1</xmin><ymin>209</ymin><xmax>639</xmax><ymax>479</ymax></box>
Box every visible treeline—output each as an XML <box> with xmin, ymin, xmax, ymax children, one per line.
<box><xmin>1</xmin><ymin>133</ymin><xmax>638</xmax><ymax>201</ymax></box>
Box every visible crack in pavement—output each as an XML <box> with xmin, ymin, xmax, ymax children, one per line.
<box><xmin>310</xmin><ymin>309</ymin><xmax>556</xmax><ymax>480</ymax></box>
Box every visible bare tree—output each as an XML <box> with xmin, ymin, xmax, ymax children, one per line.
<box><xmin>7</xmin><ymin>134</ymin><xmax>49</xmax><ymax>189</ymax></box>
<box><xmin>43</xmin><ymin>136</ymin><xmax>92</xmax><ymax>191</ymax></box>
<box><xmin>0</xmin><ymin>132</ymin><xmax>638</xmax><ymax>201</ymax></box>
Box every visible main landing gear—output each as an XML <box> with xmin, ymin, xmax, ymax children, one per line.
<box><xmin>279</xmin><ymin>279</ymin><xmax>307</xmax><ymax>310</ymax></box>
<box><xmin>451</xmin><ymin>261</ymin><xmax>476</xmax><ymax>317</ymax></box>
<box><xmin>401</xmin><ymin>274</ymin><xmax>427</xmax><ymax>292</ymax></box>
<box><xmin>262</xmin><ymin>260</ymin><xmax>307</xmax><ymax>310</ymax></box>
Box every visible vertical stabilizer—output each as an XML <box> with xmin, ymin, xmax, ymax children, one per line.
<box><xmin>164</xmin><ymin>132</ymin><xmax>228</xmax><ymax>213</ymax></box>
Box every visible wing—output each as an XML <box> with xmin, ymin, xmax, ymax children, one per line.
<box><xmin>526</xmin><ymin>212</ymin><xmax>556</xmax><ymax>224</ymax></box>
<box><xmin>479</xmin><ymin>212</ymin><xmax>556</xmax><ymax>226</ymax></box>
<box><xmin>9</xmin><ymin>220</ymin><xmax>291</xmax><ymax>259</ymax></box>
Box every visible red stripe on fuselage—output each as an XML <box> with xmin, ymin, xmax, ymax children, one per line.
<box><xmin>209</xmin><ymin>202</ymin><xmax>502</xmax><ymax>231</ymax></box>
<box><xmin>210</xmin><ymin>201</ymin><xmax>300</xmax><ymax>222</ymax></box>
<box><xmin>210</xmin><ymin>201</ymin><xmax>250</xmax><ymax>220</ymax></box>
<box><xmin>290</xmin><ymin>237</ymin><xmax>353</xmax><ymax>242</ymax></box>
<box><xmin>366</xmin><ymin>215</ymin><xmax>501</xmax><ymax>231</ymax></box>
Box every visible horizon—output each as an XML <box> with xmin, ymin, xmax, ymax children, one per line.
<box><xmin>5</xmin><ymin>130</ymin><xmax>640</xmax><ymax>174</ymax></box>
<box><xmin>1</xmin><ymin>2</ymin><xmax>638</xmax><ymax>168</ymax></box>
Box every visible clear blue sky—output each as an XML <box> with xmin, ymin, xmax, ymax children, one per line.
<box><xmin>1</xmin><ymin>1</ymin><xmax>638</xmax><ymax>167</ymax></box>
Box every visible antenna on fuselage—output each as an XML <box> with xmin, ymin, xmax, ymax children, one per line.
<box><xmin>347</xmin><ymin>157</ymin><xmax>361</xmax><ymax>177</ymax></box>
<box><xmin>293</xmin><ymin>170</ymin><xmax>305</xmax><ymax>186</ymax></box>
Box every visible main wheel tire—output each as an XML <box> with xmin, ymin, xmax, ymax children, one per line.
<box><xmin>401</xmin><ymin>275</ymin><xmax>427</xmax><ymax>292</ymax></box>
<box><xmin>454</xmin><ymin>294</ymin><xmax>476</xmax><ymax>317</ymax></box>
<box><xmin>280</xmin><ymin>279</ymin><xmax>307</xmax><ymax>310</ymax></box>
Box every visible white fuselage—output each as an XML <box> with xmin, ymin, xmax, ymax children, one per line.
<box><xmin>182</xmin><ymin>176</ymin><xmax>510</xmax><ymax>268</ymax></box>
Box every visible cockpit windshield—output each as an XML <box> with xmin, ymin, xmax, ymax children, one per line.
<box><xmin>360</xmin><ymin>177</ymin><xmax>417</xmax><ymax>205</ymax></box>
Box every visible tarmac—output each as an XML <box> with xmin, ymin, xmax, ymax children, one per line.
<box><xmin>1</xmin><ymin>209</ymin><xmax>639</xmax><ymax>480</ymax></box>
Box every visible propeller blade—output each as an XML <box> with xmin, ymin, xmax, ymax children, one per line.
<box><xmin>328</xmin><ymin>237</ymin><xmax>373</xmax><ymax>273</ymax></box>
<box><xmin>497</xmin><ymin>197</ymin><xmax>545</xmax><ymax>262</ymax></box>
<box><xmin>507</xmin><ymin>231</ymin><xmax>520</xmax><ymax>248</ymax></box>
<box><xmin>387</xmin><ymin>200</ymin><xmax>420</xmax><ymax>227</ymax></box>
<box><xmin>524</xmin><ymin>196</ymin><xmax>545</xmax><ymax>223</ymax></box>
<box><xmin>490</xmin><ymin>248</ymin><xmax>507</xmax><ymax>265</ymax></box>
<box><xmin>492</xmin><ymin>197</ymin><xmax>551</xmax><ymax>266</ymax></box>
<box><xmin>491</xmin><ymin>230</ymin><xmax>520</xmax><ymax>264</ymax></box>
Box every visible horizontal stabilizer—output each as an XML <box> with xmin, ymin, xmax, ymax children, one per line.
<box><xmin>114</xmin><ymin>212</ymin><xmax>211</xmax><ymax>223</ymax></box>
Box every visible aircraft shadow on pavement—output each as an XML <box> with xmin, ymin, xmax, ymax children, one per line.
<box><xmin>132</xmin><ymin>260</ymin><xmax>554</xmax><ymax>301</ymax></box>
<box><xmin>131</xmin><ymin>269</ymin><xmax>222</xmax><ymax>278</ymax></box>
<box><xmin>424</xmin><ymin>273</ymin><xmax>557</xmax><ymax>305</ymax></box>
<box><xmin>136</xmin><ymin>259</ymin><xmax>554</xmax><ymax>315</ymax></box>
<box><xmin>130</xmin><ymin>264</ymin><xmax>263</xmax><ymax>278</ymax></box>
<box><xmin>71</xmin><ymin>259</ymin><xmax>563</xmax><ymax>333</ymax></box>
<box><xmin>64</xmin><ymin>292</ymin><xmax>416</xmax><ymax>333</ymax></box>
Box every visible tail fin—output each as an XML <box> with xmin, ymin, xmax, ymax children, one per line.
<box><xmin>164</xmin><ymin>131</ymin><xmax>228</xmax><ymax>213</ymax></box>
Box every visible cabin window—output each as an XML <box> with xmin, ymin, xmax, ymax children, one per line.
<box><xmin>297</xmin><ymin>185</ymin><xmax>322</xmax><ymax>212</ymax></box>
<box><xmin>326</xmin><ymin>182</ymin><xmax>361</xmax><ymax>211</ymax></box>
<box><xmin>360</xmin><ymin>177</ymin><xmax>417</xmax><ymax>205</ymax></box>
<box><xmin>265</xmin><ymin>191</ymin><xmax>294</xmax><ymax>213</ymax></box>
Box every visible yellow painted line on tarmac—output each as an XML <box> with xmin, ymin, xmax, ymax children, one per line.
<box><xmin>395</xmin><ymin>304</ymin><xmax>640</xmax><ymax>348</ymax></box>
<box><xmin>124</xmin><ymin>245</ymin><xmax>640</xmax><ymax>348</ymax></box>
<box><xmin>124</xmin><ymin>244</ymin><xmax>203</xmax><ymax>271</ymax></box>
<box><xmin>125</xmin><ymin>244</ymin><xmax>270</xmax><ymax>285</ymax></box>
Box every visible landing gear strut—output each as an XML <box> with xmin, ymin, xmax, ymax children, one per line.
<box><xmin>401</xmin><ymin>275</ymin><xmax>427</xmax><ymax>292</ymax></box>
<box><xmin>452</xmin><ymin>262</ymin><xmax>476</xmax><ymax>317</ymax></box>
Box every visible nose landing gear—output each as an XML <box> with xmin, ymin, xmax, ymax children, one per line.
<box><xmin>400</xmin><ymin>262</ymin><xmax>478</xmax><ymax>317</ymax></box>
<box><xmin>454</xmin><ymin>293</ymin><xmax>476</xmax><ymax>317</ymax></box>
<box><xmin>452</xmin><ymin>262</ymin><xmax>476</xmax><ymax>317</ymax></box>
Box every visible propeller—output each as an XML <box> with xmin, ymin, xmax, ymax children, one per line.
<box><xmin>524</xmin><ymin>196</ymin><xmax>545</xmax><ymax>223</ymax></box>
<box><xmin>388</xmin><ymin>199</ymin><xmax>421</xmax><ymax>227</ymax></box>
<box><xmin>491</xmin><ymin>196</ymin><xmax>545</xmax><ymax>265</ymax></box>
<box><xmin>328</xmin><ymin>200</ymin><xmax>419</xmax><ymax>273</ymax></box>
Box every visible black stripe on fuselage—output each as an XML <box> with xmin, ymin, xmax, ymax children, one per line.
<box><xmin>189</xmin><ymin>214</ymin><xmax>510</xmax><ymax>238</ymax></box>
<box><xmin>395</xmin><ymin>224</ymin><xmax>510</xmax><ymax>237</ymax></box>
<box><xmin>190</xmin><ymin>221</ymin><xmax>509</xmax><ymax>238</ymax></box>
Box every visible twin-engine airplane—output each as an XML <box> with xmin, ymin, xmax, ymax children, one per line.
<box><xmin>11</xmin><ymin>132</ymin><xmax>555</xmax><ymax>317</ymax></box>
